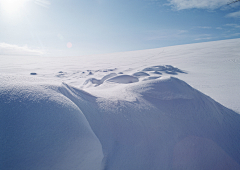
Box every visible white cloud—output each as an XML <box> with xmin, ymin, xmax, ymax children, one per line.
<box><xmin>0</xmin><ymin>43</ymin><xmax>44</xmax><ymax>56</ymax></box>
<box><xmin>197</xmin><ymin>26</ymin><xmax>212</xmax><ymax>29</ymax></box>
<box><xmin>195</xmin><ymin>37</ymin><xmax>213</xmax><ymax>41</ymax></box>
<box><xmin>168</xmin><ymin>0</ymin><xmax>230</xmax><ymax>10</ymax></box>
<box><xmin>224</xmin><ymin>32</ymin><xmax>240</xmax><ymax>37</ymax></box>
<box><xmin>178</xmin><ymin>30</ymin><xmax>188</xmax><ymax>34</ymax></box>
<box><xmin>226</xmin><ymin>10</ymin><xmax>240</xmax><ymax>18</ymax></box>
<box><xmin>225</xmin><ymin>23</ymin><xmax>240</xmax><ymax>28</ymax></box>
<box><xmin>194</xmin><ymin>34</ymin><xmax>213</xmax><ymax>41</ymax></box>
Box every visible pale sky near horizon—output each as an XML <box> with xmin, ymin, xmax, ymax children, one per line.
<box><xmin>0</xmin><ymin>0</ymin><xmax>240</xmax><ymax>56</ymax></box>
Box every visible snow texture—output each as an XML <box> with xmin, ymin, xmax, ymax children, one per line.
<box><xmin>1</xmin><ymin>38</ymin><xmax>240</xmax><ymax>169</ymax></box>
<box><xmin>1</xmin><ymin>74</ymin><xmax>240</xmax><ymax>169</ymax></box>
<box><xmin>0</xmin><ymin>76</ymin><xmax>103</xmax><ymax>170</ymax></box>
<box><xmin>107</xmin><ymin>75</ymin><xmax>139</xmax><ymax>84</ymax></box>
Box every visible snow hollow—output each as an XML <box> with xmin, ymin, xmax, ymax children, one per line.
<box><xmin>1</xmin><ymin>38</ymin><xmax>240</xmax><ymax>169</ymax></box>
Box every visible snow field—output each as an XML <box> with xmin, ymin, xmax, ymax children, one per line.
<box><xmin>1</xmin><ymin>38</ymin><xmax>240</xmax><ymax>169</ymax></box>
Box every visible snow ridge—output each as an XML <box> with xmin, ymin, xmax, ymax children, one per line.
<box><xmin>1</xmin><ymin>74</ymin><xmax>240</xmax><ymax>170</ymax></box>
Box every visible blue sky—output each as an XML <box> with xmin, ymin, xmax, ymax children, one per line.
<box><xmin>0</xmin><ymin>0</ymin><xmax>240</xmax><ymax>56</ymax></box>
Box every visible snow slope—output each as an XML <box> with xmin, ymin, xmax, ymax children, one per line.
<box><xmin>1</xmin><ymin>38</ymin><xmax>240</xmax><ymax>169</ymax></box>
<box><xmin>66</xmin><ymin>76</ymin><xmax>240</xmax><ymax>170</ymax></box>
<box><xmin>0</xmin><ymin>76</ymin><xmax>103</xmax><ymax>170</ymax></box>
<box><xmin>0</xmin><ymin>38</ymin><xmax>239</xmax><ymax>112</ymax></box>
<box><xmin>1</xmin><ymin>75</ymin><xmax>240</xmax><ymax>169</ymax></box>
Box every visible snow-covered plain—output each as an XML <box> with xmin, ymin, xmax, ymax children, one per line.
<box><xmin>1</xmin><ymin>38</ymin><xmax>240</xmax><ymax>169</ymax></box>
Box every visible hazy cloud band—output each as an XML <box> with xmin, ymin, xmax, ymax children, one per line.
<box><xmin>168</xmin><ymin>0</ymin><xmax>230</xmax><ymax>10</ymax></box>
<box><xmin>0</xmin><ymin>43</ymin><xmax>44</xmax><ymax>56</ymax></box>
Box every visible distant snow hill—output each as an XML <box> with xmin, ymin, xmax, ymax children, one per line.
<box><xmin>1</xmin><ymin>74</ymin><xmax>240</xmax><ymax>170</ymax></box>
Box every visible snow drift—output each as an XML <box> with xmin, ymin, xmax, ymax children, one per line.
<box><xmin>1</xmin><ymin>74</ymin><xmax>240</xmax><ymax>170</ymax></box>
<box><xmin>0</xmin><ymin>75</ymin><xmax>103</xmax><ymax>170</ymax></box>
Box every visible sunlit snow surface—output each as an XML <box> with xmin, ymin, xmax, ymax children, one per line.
<box><xmin>1</xmin><ymin>39</ymin><xmax>240</xmax><ymax>169</ymax></box>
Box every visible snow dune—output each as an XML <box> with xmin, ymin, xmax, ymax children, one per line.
<box><xmin>0</xmin><ymin>76</ymin><xmax>103</xmax><ymax>170</ymax></box>
<box><xmin>1</xmin><ymin>72</ymin><xmax>240</xmax><ymax>169</ymax></box>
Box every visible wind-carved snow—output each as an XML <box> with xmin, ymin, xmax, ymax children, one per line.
<box><xmin>107</xmin><ymin>75</ymin><xmax>139</xmax><ymax>84</ymax></box>
<box><xmin>1</xmin><ymin>72</ymin><xmax>240</xmax><ymax>170</ymax></box>
<box><xmin>131</xmin><ymin>77</ymin><xmax>194</xmax><ymax>100</ymax></box>
<box><xmin>1</xmin><ymin>39</ymin><xmax>240</xmax><ymax>169</ymax></box>
<box><xmin>132</xmin><ymin>71</ymin><xmax>150</xmax><ymax>77</ymax></box>
<box><xmin>83</xmin><ymin>73</ymin><xmax>117</xmax><ymax>87</ymax></box>
<box><xmin>82</xmin><ymin>65</ymin><xmax>186</xmax><ymax>88</ymax></box>
<box><xmin>68</xmin><ymin>75</ymin><xmax>240</xmax><ymax>170</ymax></box>
<box><xmin>142</xmin><ymin>65</ymin><xmax>186</xmax><ymax>74</ymax></box>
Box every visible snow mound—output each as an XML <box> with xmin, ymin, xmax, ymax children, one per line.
<box><xmin>142</xmin><ymin>76</ymin><xmax>160</xmax><ymax>81</ymax></box>
<box><xmin>84</xmin><ymin>77</ymin><xmax>240</xmax><ymax>170</ymax></box>
<box><xmin>79</xmin><ymin>77</ymin><xmax>240</xmax><ymax>169</ymax></box>
<box><xmin>101</xmin><ymin>73</ymin><xmax>117</xmax><ymax>82</ymax></box>
<box><xmin>142</xmin><ymin>65</ymin><xmax>186</xmax><ymax>75</ymax></box>
<box><xmin>84</xmin><ymin>78</ymin><xmax>102</xmax><ymax>86</ymax></box>
<box><xmin>152</xmin><ymin>71</ymin><xmax>162</xmax><ymax>75</ymax></box>
<box><xmin>106</xmin><ymin>75</ymin><xmax>139</xmax><ymax>84</ymax></box>
<box><xmin>131</xmin><ymin>77</ymin><xmax>194</xmax><ymax>100</ymax></box>
<box><xmin>83</xmin><ymin>73</ymin><xmax>117</xmax><ymax>87</ymax></box>
<box><xmin>56</xmin><ymin>71</ymin><xmax>67</xmax><ymax>77</ymax></box>
<box><xmin>1</xmin><ymin>75</ymin><xmax>240</xmax><ymax>170</ymax></box>
<box><xmin>132</xmin><ymin>71</ymin><xmax>150</xmax><ymax>77</ymax></box>
<box><xmin>143</xmin><ymin>65</ymin><xmax>167</xmax><ymax>71</ymax></box>
<box><xmin>79</xmin><ymin>65</ymin><xmax>186</xmax><ymax>88</ymax></box>
<box><xmin>0</xmin><ymin>75</ymin><xmax>103</xmax><ymax>170</ymax></box>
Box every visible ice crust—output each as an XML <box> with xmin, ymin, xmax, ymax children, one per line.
<box><xmin>1</xmin><ymin>74</ymin><xmax>240</xmax><ymax>170</ymax></box>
